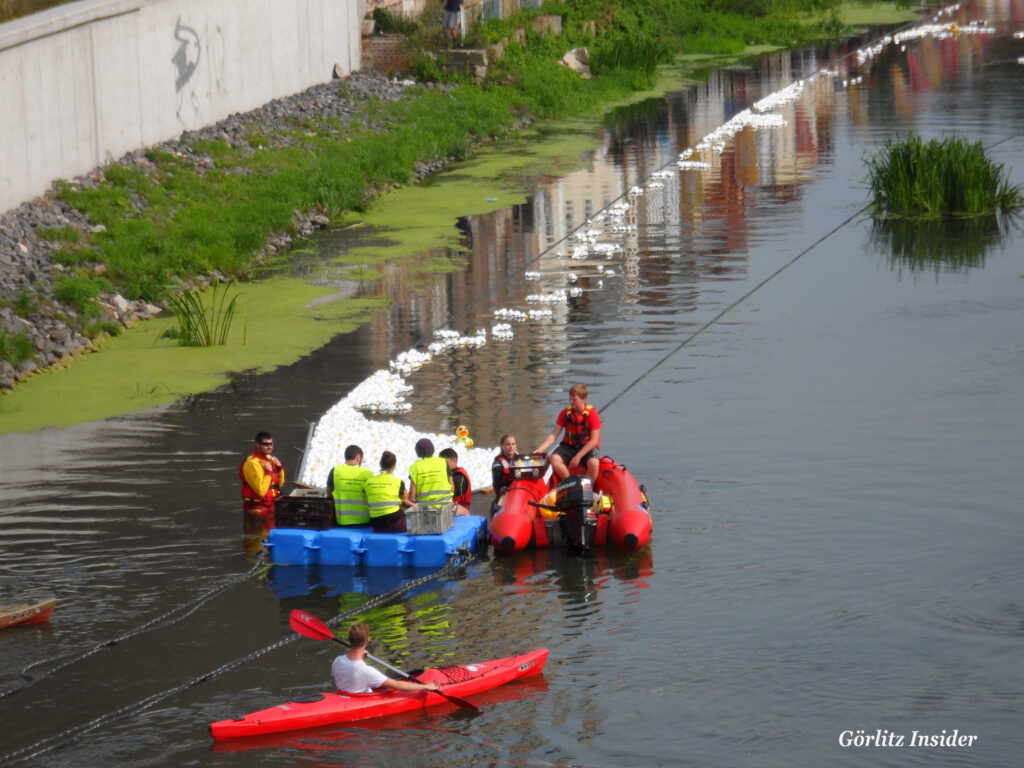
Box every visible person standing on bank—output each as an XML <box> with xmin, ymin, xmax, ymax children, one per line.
<box><xmin>332</xmin><ymin>622</ymin><xmax>440</xmax><ymax>693</ymax></box>
<box><xmin>443</xmin><ymin>0</ymin><xmax>463</xmax><ymax>46</ymax></box>
<box><xmin>240</xmin><ymin>431</ymin><xmax>284</xmax><ymax>516</ymax></box>
<box><xmin>326</xmin><ymin>444</ymin><xmax>372</xmax><ymax>526</ymax></box>
<box><xmin>364</xmin><ymin>451</ymin><xmax>412</xmax><ymax>533</ymax></box>
<box><xmin>408</xmin><ymin>438</ymin><xmax>455</xmax><ymax>507</ymax></box>
<box><xmin>535</xmin><ymin>384</ymin><xmax>602</xmax><ymax>483</ymax></box>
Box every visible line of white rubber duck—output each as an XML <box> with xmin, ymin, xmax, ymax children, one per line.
<box><xmin>298</xmin><ymin>6</ymin><xmax>981</xmax><ymax>490</ymax></box>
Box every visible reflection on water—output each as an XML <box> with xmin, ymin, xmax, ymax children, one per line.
<box><xmin>2</xmin><ymin>3</ymin><xmax>1023</xmax><ymax>766</ymax></box>
<box><xmin>870</xmin><ymin>214</ymin><xmax>1018</xmax><ymax>274</ymax></box>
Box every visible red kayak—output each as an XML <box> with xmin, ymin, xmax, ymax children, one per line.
<box><xmin>0</xmin><ymin>598</ymin><xmax>57</xmax><ymax>630</ymax></box>
<box><xmin>210</xmin><ymin>648</ymin><xmax>548</xmax><ymax>740</ymax></box>
<box><xmin>491</xmin><ymin>456</ymin><xmax>652</xmax><ymax>552</ymax></box>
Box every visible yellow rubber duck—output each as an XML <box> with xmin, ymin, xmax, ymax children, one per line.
<box><xmin>455</xmin><ymin>425</ymin><xmax>474</xmax><ymax>449</ymax></box>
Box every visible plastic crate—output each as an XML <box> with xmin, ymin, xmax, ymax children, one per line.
<box><xmin>406</xmin><ymin>502</ymin><xmax>455</xmax><ymax>535</ymax></box>
<box><xmin>275</xmin><ymin>490</ymin><xmax>334</xmax><ymax>530</ymax></box>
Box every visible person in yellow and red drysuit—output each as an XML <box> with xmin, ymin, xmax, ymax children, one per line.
<box><xmin>240</xmin><ymin>431</ymin><xmax>284</xmax><ymax>516</ymax></box>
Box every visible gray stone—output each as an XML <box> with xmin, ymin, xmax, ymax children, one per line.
<box><xmin>561</xmin><ymin>47</ymin><xmax>591</xmax><ymax>78</ymax></box>
<box><xmin>111</xmin><ymin>293</ymin><xmax>132</xmax><ymax>315</ymax></box>
<box><xmin>487</xmin><ymin>41</ymin><xmax>505</xmax><ymax>61</ymax></box>
<box><xmin>96</xmin><ymin>301</ymin><xmax>118</xmax><ymax>321</ymax></box>
<box><xmin>532</xmin><ymin>15</ymin><xmax>563</xmax><ymax>36</ymax></box>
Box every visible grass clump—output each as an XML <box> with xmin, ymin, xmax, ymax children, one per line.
<box><xmin>866</xmin><ymin>134</ymin><xmax>1024</xmax><ymax>220</ymax></box>
<box><xmin>160</xmin><ymin>282</ymin><xmax>244</xmax><ymax>347</ymax></box>
<box><xmin>35</xmin><ymin>225</ymin><xmax>81</xmax><ymax>243</ymax></box>
<box><xmin>372</xmin><ymin>5</ymin><xmax>421</xmax><ymax>36</ymax></box>
<box><xmin>591</xmin><ymin>32</ymin><xmax>676</xmax><ymax>86</ymax></box>
<box><xmin>0</xmin><ymin>290</ymin><xmax>40</xmax><ymax>317</ymax></box>
<box><xmin>54</xmin><ymin>271</ymin><xmax>110</xmax><ymax>317</ymax></box>
<box><xmin>0</xmin><ymin>329</ymin><xmax>35</xmax><ymax>365</ymax></box>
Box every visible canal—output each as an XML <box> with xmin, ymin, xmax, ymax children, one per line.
<box><xmin>2</xmin><ymin>1</ymin><xmax>1022</xmax><ymax>765</ymax></box>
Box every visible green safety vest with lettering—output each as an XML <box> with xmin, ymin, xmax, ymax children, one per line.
<box><xmin>409</xmin><ymin>456</ymin><xmax>452</xmax><ymax>504</ymax></box>
<box><xmin>364</xmin><ymin>472</ymin><xmax>403</xmax><ymax>519</ymax></box>
<box><xmin>332</xmin><ymin>463</ymin><xmax>373</xmax><ymax>525</ymax></box>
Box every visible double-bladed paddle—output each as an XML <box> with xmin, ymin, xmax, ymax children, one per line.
<box><xmin>288</xmin><ymin>609</ymin><xmax>479</xmax><ymax>711</ymax></box>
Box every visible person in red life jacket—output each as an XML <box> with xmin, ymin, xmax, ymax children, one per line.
<box><xmin>534</xmin><ymin>384</ymin><xmax>601</xmax><ymax>483</ymax></box>
<box><xmin>439</xmin><ymin>447</ymin><xmax>471</xmax><ymax>515</ymax></box>
<box><xmin>240</xmin><ymin>431</ymin><xmax>284</xmax><ymax>516</ymax></box>
<box><xmin>489</xmin><ymin>433</ymin><xmax>517</xmax><ymax>515</ymax></box>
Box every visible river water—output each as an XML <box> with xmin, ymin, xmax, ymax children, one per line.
<box><xmin>2</xmin><ymin>2</ymin><xmax>1023</xmax><ymax>765</ymax></box>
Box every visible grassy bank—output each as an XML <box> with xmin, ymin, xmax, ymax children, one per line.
<box><xmin>0</xmin><ymin>0</ymin><xmax>919</xmax><ymax>433</ymax></box>
<box><xmin>45</xmin><ymin>0</ymin><xmax>854</xmax><ymax>305</ymax></box>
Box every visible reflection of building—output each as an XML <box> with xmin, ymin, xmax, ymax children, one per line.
<box><xmin>318</xmin><ymin>38</ymin><xmax>906</xmax><ymax>434</ymax></box>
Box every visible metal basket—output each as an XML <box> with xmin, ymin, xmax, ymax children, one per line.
<box><xmin>406</xmin><ymin>502</ymin><xmax>456</xmax><ymax>535</ymax></box>
<box><xmin>510</xmin><ymin>454</ymin><xmax>547</xmax><ymax>481</ymax></box>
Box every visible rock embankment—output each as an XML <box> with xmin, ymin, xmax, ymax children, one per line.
<box><xmin>0</xmin><ymin>71</ymin><xmax>449</xmax><ymax>391</ymax></box>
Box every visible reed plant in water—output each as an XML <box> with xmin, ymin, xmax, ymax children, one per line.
<box><xmin>162</xmin><ymin>282</ymin><xmax>243</xmax><ymax>347</ymax></box>
<box><xmin>866</xmin><ymin>134</ymin><xmax>1023</xmax><ymax>220</ymax></box>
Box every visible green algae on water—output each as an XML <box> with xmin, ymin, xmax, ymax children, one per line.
<box><xmin>0</xmin><ymin>280</ymin><xmax>387</xmax><ymax>434</ymax></box>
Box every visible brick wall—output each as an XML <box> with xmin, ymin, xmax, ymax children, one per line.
<box><xmin>362</xmin><ymin>34</ymin><xmax>410</xmax><ymax>75</ymax></box>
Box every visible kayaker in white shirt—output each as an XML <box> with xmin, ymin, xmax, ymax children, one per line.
<box><xmin>331</xmin><ymin>622</ymin><xmax>441</xmax><ymax>693</ymax></box>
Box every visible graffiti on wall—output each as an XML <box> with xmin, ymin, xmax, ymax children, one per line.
<box><xmin>172</xmin><ymin>17</ymin><xmax>225</xmax><ymax>128</ymax></box>
<box><xmin>172</xmin><ymin>18</ymin><xmax>200</xmax><ymax>92</ymax></box>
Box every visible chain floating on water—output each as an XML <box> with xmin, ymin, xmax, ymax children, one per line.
<box><xmin>0</xmin><ymin>547</ymin><xmax>475</xmax><ymax>766</ymax></box>
<box><xmin>1</xmin><ymin>553</ymin><xmax>269</xmax><ymax>700</ymax></box>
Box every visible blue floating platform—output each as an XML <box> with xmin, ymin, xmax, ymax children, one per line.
<box><xmin>266</xmin><ymin>515</ymin><xmax>488</xmax><ymax>569</ymax></box>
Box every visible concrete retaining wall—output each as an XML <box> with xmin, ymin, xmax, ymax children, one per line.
<box><xmin>0</xmin><ymin>0</ymin><xmax>364</xmax><ymax>213</ymax></box>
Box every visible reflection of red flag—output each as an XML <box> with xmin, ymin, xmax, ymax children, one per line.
<box><xmin>941</xmin><ymin>37</ymin><xmax>958</xmax><ymax>80</ymax></box>
<box><xmin>794</xmin><ymin>105</ymin><xmax>815</xmax><ymax>155</ymax></box>
<box><xmin>735</xmin><ymin>127</ymin><xmax>758</xmax><ymax>187</ymax></box>
<box><xmin>907</xmin><ymin>50</ymin><xmax>924</xmax><ymax>92</ymax></box>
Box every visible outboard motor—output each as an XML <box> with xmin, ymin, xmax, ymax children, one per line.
<box><xmin>555</xmin><ymin>475</ymin><xmax>596</xmax><ymax>550</ymax></box>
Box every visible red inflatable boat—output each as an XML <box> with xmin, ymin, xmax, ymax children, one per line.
<box><xmin>490</xmin><ymin>456</ymin><xmax>651</xmax><ymax>553</ymax></box>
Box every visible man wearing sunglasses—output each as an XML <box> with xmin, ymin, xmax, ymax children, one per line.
<box><xmin>240</xmin><ymin>431</ymin><xmax>285</xmax><ymax>516</ymax></box>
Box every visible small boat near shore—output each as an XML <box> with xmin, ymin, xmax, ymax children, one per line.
<box><xmin>0</xmin><ymin>597</ymin><xmax>57</xmax><ymax>630</ymax></box>
<box><xmin>209</xmin><ymin>648</ymin><xmax>548</xmax><ymax>739</ymax></box>
<box><xmin>490</xmin><ymin>456</ymin><xmax>652</xmax><ymax>553</ymax></box>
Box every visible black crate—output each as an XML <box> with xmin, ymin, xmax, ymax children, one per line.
<box><xmin>275</xmin><ymin>490</ymin><xmax>334</xmax><ymax>530</ymax></box>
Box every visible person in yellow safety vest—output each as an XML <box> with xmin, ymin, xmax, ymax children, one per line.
<box><xmin>326</xmin><ymin>444</ymin><xmax>373</xmax><ymax>526</ymax></box>
<box><xmin>240</xmin><ymin>431</ymin><xmax>284</xmax><ymax>516</ymax></box>
<box><xmin>363</xmin><ymin>451</ymin><xmax>411</xmax><ymax>533</ymax></box>
<box><xmin>407</xmin><ymin>438</ymin><xmax>454</xmax><ymax>508</ymax></box>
